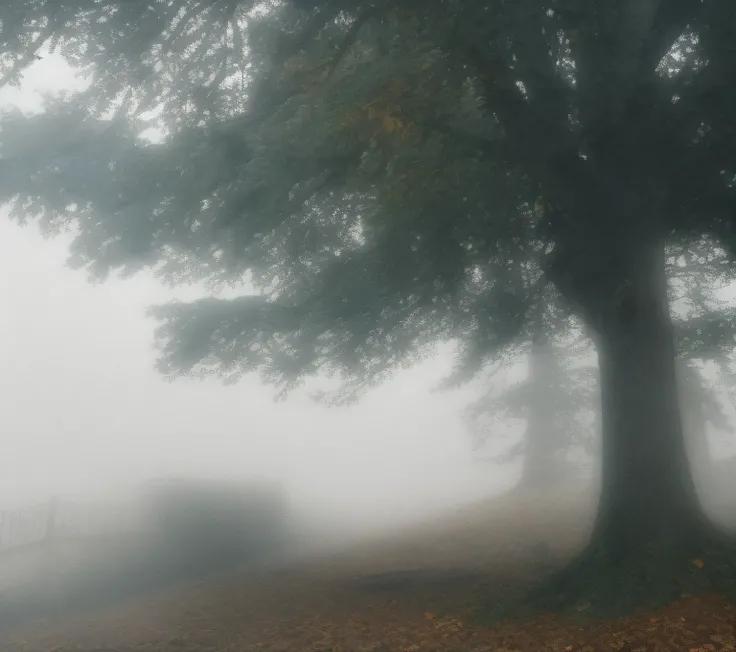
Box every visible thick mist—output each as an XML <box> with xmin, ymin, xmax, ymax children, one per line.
<box><xmin>3</xmin><ymin>49</ymin><xmax>736</xmax><ymax>642</ymax></box>
<box><xmin>0</xmin><ymin>212</ymin><xmax>526</xmax><ymax>629</ymax></box>
<box><xmin>0</xmin><ymin>46</ymin><xmax>519</xmax><ymax>524</ymax></box>
<box><xmin>0</xmin><ymin>216</ymin><xmax>519</xmax><ymax>541</ymax></box>
<box><xmin>0</xmin><ymin>43</ymin><xmax>517</xmax><ymax>534</ymax></box>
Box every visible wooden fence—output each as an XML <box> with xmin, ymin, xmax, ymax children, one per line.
<box><xmin>0</xmin><ymin>481</ymin><xmax>289</xmax><ymax>557</ymax></box>
<box><xmin>0</xmin><ymin>497</ymin><xmax>141</xmax><ymax>554</ymax></box>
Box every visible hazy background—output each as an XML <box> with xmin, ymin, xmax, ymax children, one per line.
<box><xmin>3</xmin><ymin>52</ymin><xmax>736</xmax><ymax>542</ymax></box>
<box><xmin>0</xmin><ymin>54</ymin><xmax>524</xmax><ymax>535</ymax></box>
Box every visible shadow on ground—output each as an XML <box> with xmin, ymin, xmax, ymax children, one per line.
<box><xmin>0</xmin><ymin>535</ymin><xmax>283</xmax><ymax>631</ymax></box>
<box><xmin>3</xmin><ymin>480</ymin><xmax>736</xmax><ymax>652</ymax></box>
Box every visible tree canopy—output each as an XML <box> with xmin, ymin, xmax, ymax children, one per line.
<box><xmin>0</xmin><ymin>1</ymin><xmax>731</xmax><ymax>400</ymax></box>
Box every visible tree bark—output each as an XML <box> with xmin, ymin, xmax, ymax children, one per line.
<box><xmin>510</xmin><ymin>196</ymin><xmax>736</xmax><ymax>617</ymax></box>
<box><xmin>585</xmin><ymin>237</ymin><xmax>708</xmax><ymax>565</ymax></box>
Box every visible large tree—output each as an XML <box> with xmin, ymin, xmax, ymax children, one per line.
<box><xmin>469</xmin><ymin>344</ymin><xmax>734</xmax><ymax>495</ymax></box>
<box><xmin>468</xmin><ymin>242</ymin><xmax>736</xmax><ymax>494</ymax></box>
<box><xmin>2</xmin><ymin>0</ymin><xmax>736</xmax><ymax>614</ymax></box>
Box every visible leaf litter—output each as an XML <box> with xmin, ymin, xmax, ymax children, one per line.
<box><xmin>1</xmin><ymin>486</ymin><xmax>735</xmax><ymax>652</ymax></box>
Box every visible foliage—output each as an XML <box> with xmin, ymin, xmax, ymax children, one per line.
<box><xmin>466</xmin><ymin>334</ymin><xmax>598</xmax><ymax>465</ymax></box>
<box><xmin>1</xmin><ymin>1</ymin><xmax>735</xmax><ymax>402</ymax></box>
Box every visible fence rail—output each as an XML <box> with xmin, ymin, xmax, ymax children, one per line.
<box><xmin>0</xmin><ymin>481</ymin><xmax>289</xmax><ymax>557</ymax></box>
<box><xmin>0</xmin><ymin>498</ymin><xmax>140</xmax><ymax>554</ymax></box>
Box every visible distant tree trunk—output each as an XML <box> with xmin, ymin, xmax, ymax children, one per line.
<box><xmin>581</xmin><ymin>237</ymin><xmax>709</xmax><ymax>570</ymax></box>
<box><xmin>678</xmin><ymin>362</ymin><xmax>712</xmax><ymax>496</ymax></box>
<box><xmin>519</xmin><ymin>335</ymin><xmax>570</xmax><ymax>490</ymax></box>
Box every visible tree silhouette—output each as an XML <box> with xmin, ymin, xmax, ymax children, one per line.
<box><xmin>466</xmin><ymin>330</ymin><xmax>597</xmax><ymax>488</ymax></box>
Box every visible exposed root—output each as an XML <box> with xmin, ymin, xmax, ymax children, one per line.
<box><xmin>482</xmin><ymin>528</ymin><xmax>736</xmax><ymax>622</ymax></box>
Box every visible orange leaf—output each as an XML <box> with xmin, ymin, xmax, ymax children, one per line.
<box><xmin>381</xmin><ymin>115</ymin><xmax>403</xmax><ymax>134</ymax></box>
<box><xmin>691</xmin><ymin>558</ymin><xmax>705</xmax><ymax>569</ymax></box>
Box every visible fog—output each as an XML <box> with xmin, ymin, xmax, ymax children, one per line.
<box><xmin>0</xmin><ymin>201</ymin><xmax>530</xmax><ymax>629</ymax></box>
<box><xmin>4</xmin><ymin>51</ymin><xmax>736</xmax><ymax>637</ymax></box>
<box><xmin>0</xmin><ymin>204</ymin><xmax>527</xmax><ymax>628</ymax></box>
<box><xmin>0</xmin><ymin>56</ymin><xmax>542</xmax><ymax>577</ymax></box>
<box><xmin>0</xmin><ymin>0</ymin><xmax>717</xmax><ymax>520</ymax></box>
<box><xmin>1</xmin><ymin>52</ymin><xmax>735</xmax><ymax>536</ymax></box>
<box><xmin>2</xmin><ymin>213</ymin><xmax>527</xmax><ymax>517</ymax></box>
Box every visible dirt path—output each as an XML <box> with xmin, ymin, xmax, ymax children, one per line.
<box><xmin>1</xmin><ymin>488</ymin><xmax>735</xmax><ymax>652</ymax></box>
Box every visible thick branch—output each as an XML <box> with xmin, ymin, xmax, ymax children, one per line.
<box><xmin>510</xmin><ymin>8</ymin><xmax>573</xmax><ymax>138</ymax></box>
<box><xmin>639</xmin><ymin>0</ymin><xmax>704</xmax><ymax>75</ymax></box>
<box><xmin>459</xmin><ymin>41</ymin><xmax>595</xmax><ymax>224</ymax></box>
<box><xmin>613</xmin><ymin>0</ymin><xmax>663</xmax><ymax>104</ymax></box>
<box><xmin>568</xmin><ymin>1</ymin><xmax>663</xmax><ymax>138</ymax></box>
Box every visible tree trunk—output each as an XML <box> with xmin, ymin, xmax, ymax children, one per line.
<box><xmin>510</xmin><ymin>199</ymin><xmax>736</xmax><ymax>617</ymax></box>
<box><xmin>585</xmin><ymin>237</ymin><xmax>708</xmax><ymax>566</ymax></box>
<box><xmin>520</xmin><ymin>335</ymin><xmax>570</xmax><ymax>490</ymax></box>
<box><xmin>678</xmin><ymin>362</ymin><xmax>712</xmax><ymax>496</ymax></box>
<box><xmin>513</xmin><ymin>233</ymin><xmax>736</xmax><ymax>617</ymax></box>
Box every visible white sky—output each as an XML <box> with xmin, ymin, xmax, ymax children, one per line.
<box><xmin>0</xmin><ymin>56</ymin><xmax>519</xmax><ymax>526</ymax></box>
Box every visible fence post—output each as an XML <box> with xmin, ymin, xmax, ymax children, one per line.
<box><xmin>46</xmin><ymin>496</ymin><xmax>58</xmax><ymax>542</ymax></box>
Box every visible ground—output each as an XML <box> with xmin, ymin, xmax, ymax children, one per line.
<box><xmin>1</xmin><ymin>485</ymin><xmax>735</xmax><ymax>652</ymax></box>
